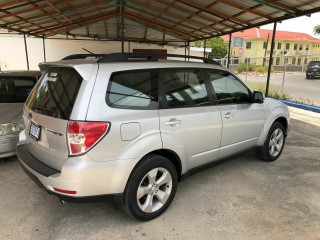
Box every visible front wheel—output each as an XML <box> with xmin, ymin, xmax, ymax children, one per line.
<box><xmin>123</xmin><ymin>155</ymin><xmax>178</xmax><ymax>221</ymax></box>
<box><xmin>256</xmin><ymin>122</ymin><xmax>286</xmax><ymax>162</ymax></box>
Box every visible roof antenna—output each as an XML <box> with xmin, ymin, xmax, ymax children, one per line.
<box><xmin>82</xmin><ymin>48</ymin><xmax>94</xmax><ymax>54</ymax></box>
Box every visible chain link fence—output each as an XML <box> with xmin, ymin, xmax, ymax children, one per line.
<box><xmin>215</xmin><ymin>54</ymin><xmax>320</xmax><ymax>106</ymax></box>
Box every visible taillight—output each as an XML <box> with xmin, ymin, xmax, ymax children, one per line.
<box><xmin>67</xmin><ymin>121</ymin><xmax>110</xmax><ymax>156</ymax></box>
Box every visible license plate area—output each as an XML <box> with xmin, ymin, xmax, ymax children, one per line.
<box><xmin>29</xmin><ymin>122</ymin><xmax>41</xmax><ymax>141</ymax></box>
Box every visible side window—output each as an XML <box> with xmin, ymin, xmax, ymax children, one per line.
<box><xmin>106</xmin><ymin>70</ymin><xmax>158</xmax><ymax>109</ymax></box>
<box><xmin>207</xmin><ymin>70</ymin><xmax>251</xmax><ymax>104</ymax></box>
<box><xmin>162</xmin><ymin>69</ymin><xmax>210</xmax><ymax>108</ymax></box>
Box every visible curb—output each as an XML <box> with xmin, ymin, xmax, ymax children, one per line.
<box><xmin>281</xmin><ymin>100</ymin><xmax>320</xmax><ymax>113</ymax></box>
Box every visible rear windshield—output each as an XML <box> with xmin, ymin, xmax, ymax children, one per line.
<box><xmin>0</xmin><ymin>77</ymin><xmax>35</xmax><ymax>103</ymax></box>
<box><xmin>26</xmin><ymin>67</ymin><xmax>82</xmax><ymax>120</ymax></box>
<box><xmin>308</xmin><ymin>61</ymin><xmax>320</xmax><ymax>68</ymax></box>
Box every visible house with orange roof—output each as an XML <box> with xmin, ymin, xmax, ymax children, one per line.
<box><xmin>221</xmin><ymin>28</ymin><xmax>320</xmax><ymax>66</ymax></box>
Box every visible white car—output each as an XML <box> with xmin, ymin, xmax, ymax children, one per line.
<box><xmin>0</xmin><ymin>71</ymin><xmax>40</xmax><ymax>158</ymax></box>
<box><xmin>17</xmin><ymin>53</ymin><xmax>290</xmax><ymax>221</ymax></box>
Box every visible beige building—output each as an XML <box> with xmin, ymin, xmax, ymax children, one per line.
<box><xmin>222</xmin><ymin>28</ymin><xmax>320</xmax><ymax>66</ymax></box>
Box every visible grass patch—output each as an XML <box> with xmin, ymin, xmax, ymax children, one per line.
<box><xmin>247</xmin><ymin>82</ymin><xmax>291</xmax><ymax>100</ymax></box>
<box><xmin>247</xmin><ymin>82</ymin><xmax>320</xmax><ymax>107</ymax></box>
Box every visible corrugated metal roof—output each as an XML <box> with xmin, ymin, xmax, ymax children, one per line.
<box><xmin>0</xmin><ymin>0</ymin><xmax>319</xmax><ymax>43</ymax></box>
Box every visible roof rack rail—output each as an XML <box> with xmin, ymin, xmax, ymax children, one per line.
<box><xmin>61</xmin><ymin>54</ymin><xmax>103</xmax><ymax>60</ymax></box>
<box><xmin>61</xmin><ymin>53</ymin><xmax>221</xmax><ymax>65</ymax></box>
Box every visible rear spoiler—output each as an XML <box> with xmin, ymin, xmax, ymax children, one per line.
<box><xmin>38</xmin><ymin>62</ymin><xmax>95</xmax><ymax>81</ymax></box>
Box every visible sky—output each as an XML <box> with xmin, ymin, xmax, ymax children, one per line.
<box><xmin>262</xmin><ymin>12</ymin><xmax>320</xmax><ymax>38</ymax></box>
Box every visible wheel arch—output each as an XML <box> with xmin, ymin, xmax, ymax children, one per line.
<box><xmin>274</xmin><ymin>116</ymin><xmax>288</xmax><ymax>135</ymax></box>
<box><xmin>258</xmin><ymin>105</ymin><xmax>290</xmax><ymax>146</ymax></box>
<box><xmin>127</xmin><ymin>149</ymin><xmax>183</xmax><ymax>182</ymax></box>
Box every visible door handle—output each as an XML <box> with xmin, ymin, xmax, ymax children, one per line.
<box><xmin>223</xmin><ymin>112</ymin><xmax>234</xmax><ymax>119</ymax></box>
<box><xmin>165</xmin><ymin>118</ymin><xmax>182</xmax><ymax>126</ymax></box>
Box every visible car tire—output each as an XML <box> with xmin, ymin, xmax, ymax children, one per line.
<box><xmin>256</xmin><ymin>122</ymin><xmax>286</xmax><ymax>162</ymax></box>
<box><xmin>123</xmin><ymin>154</ymin><xmax>178</xmax><ymax>221</ymax></box>
<box><xmin>306</xmin><ymin>75</ymin><xmax>310</xmax><ymax>79</ymax></box>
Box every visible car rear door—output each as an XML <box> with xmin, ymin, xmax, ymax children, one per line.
<box><xmin>204</xmin><ymin>69</ymin><xmax>265</xmax><ymax>159</ymax></box>
<box><xmin>158</xmin><ymin>68</ymin><xmax>222</xmax><ymax>170</ymax></box>
<box><xmin>24</xmin><ymin>65</ymin><xmax>97</xmax><ymax>171</ymax></box>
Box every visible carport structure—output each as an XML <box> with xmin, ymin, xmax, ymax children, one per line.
<box><xmin>1</xmin><ymin>0</ymin><xmax>320</xmax><ymax>94</ymax></box>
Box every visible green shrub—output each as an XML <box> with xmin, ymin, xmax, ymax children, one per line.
<box><xmin>237</xmin><ymin>64</ymin><xmax>275</xmax><ymax>74</ymax></box>
<box><xmin>237</xmin><ymin>63</ymin><xmax>247</xmax><ymax>73</ymax></box>
<box><xmin>254</xmin><ymin>66</ymin><xmax>266</xmax><ymax>73</ymax></box>
<box><xmin>237</xmin><ymin>62</ymin><xmax>256</xmax><ymax>73</ymax></box>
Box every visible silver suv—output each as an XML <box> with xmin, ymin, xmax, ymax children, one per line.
<box><xmin>17</xmin><ymin>53</ymin><xmax>290</xmax><ymax>221</ymax></box>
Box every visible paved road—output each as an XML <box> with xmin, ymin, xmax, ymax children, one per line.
<box><xmin>240</xmin><ymin>72</ymin><xmax>320</xmax><ymax>103</ymax></box>
<box><xmin>1</xmin><ymin>118</ymin><xmax>320</xmax><ymax>240</ymax></box>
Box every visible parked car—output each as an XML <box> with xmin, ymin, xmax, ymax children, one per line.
<box><xmin>306</xmin><ymin>61</ymin><xmax>320</xmax><ymax>79</ymax></box>
<box><xmin>17</xmin><ymin>53</ymin><xmax>290</xmax><ymax>221</ymax></box>
<box><xmin>0</xmin><ymin>71</ymin><xmax>41</xmax><ymax>158</ymax></box>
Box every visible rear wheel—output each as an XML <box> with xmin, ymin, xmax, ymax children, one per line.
<box><xmin>256</xmin><ymin>122</ymin><xmax>286</xmax><ymax>162</ymax></box>
<box><xmin>123</xmin><ymin>155</ymin><xmax>178</xmax><ymax>221</ymax></box>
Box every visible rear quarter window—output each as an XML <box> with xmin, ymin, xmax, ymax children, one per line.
<box><xmin>106</xmin><ymin>69</ymin><xmax>158</xmax><ymax>110</ymax></box>
<box><xmin>26</xmin><ymin>67</ymin><xmax>82</xmax><ymax>119</ymax></box>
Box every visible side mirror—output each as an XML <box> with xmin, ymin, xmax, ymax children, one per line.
<box><xmin>252</xmin><ymin>91</ymin><xmax>264</xmax><ymax>103</ymax></box>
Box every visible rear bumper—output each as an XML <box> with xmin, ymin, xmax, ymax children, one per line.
<box><xmin>17</xmin><ymin>143</ymin><xmax>139</xmax><ymax>199</ymax></box>
<box><xmin>0</xmin><ymin>134</ymin><xmax>19</xmax><ymax>158</ymax></box>
<box><xmin>18</xmin><ymin>161</ymin><xmax>119</xmax><ymax>203</ymax></box>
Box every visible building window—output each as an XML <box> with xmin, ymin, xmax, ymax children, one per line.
<box><xmin>304</xmin><ymin>58</ymin><xmax>308</xmax><ymax>64</ymax></box>
<box><xmin>299</xmin><ymin>44</ymin><xmax>303</xmax><ymax>51</ymax></box>
<box><xmin>292</xmin><ymin>58</ymin><xmax>296</xmax><ymax>65</ymax></box>
<box><xmin>294</xmin><ymin>44</ymin><xmax>298</xmax><ymax>50</ymax></box>
<box><xmin>263</xmin><ymin>42</ymin><xmax>267</xmax><ymax>49</ymax></box>
<box><xmin>246</xmin><ymin>42</ymin><xmax>251</xmax><ymax>49</ymax></box>
<box><xmin>297</xmin><ymin>58</ymin><xmax>301</xmax><ymax>65</ymax></box>
<box><xmin>286</xmin><ymin>43</ymin><xmax>290</xmax><ymax>50</ymax></box>
<box><xmin>277</xmin><ymin>42</ymin><xmax>282</xmax><ymax>49</ymax></box>
<box><xmin>276</xmin><ymin>57</ymin><xmax>280</xmax><ymax>65</ymax></box>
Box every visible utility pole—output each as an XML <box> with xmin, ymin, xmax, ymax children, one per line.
<box><xmin>263</xmin><ymin>33</ymin><xmax>270</xmax><ymax>67</ymax></box>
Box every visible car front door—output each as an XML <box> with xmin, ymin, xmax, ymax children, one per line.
<box><xmin>205</xmin><ymin>69</ymin><xmax>265</xmax><ymax>159</ymax></box>
<box><xmin>158</xmin><ymin>69</ymin><xmax>222</xmax><ymax>170</ymax></box>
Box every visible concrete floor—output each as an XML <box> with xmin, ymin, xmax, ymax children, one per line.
<box><xmin>0</xmin><ymin>118</ymin><xmax>319</xmax><ymax>240</ymax></box>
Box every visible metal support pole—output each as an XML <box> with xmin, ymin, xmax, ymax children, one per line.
<box><xmin>245</xmin><ymin>58</ymin><xmax>249</xmax><ymax>83</ymax></box>
<box><xmin>128</xmin><ymin>41</ymin><xmax>131</xmax><ymax>52</ymax></box>
<box><xmin>184</xmin><ymin>41</ymin><xmax>187</xmax><ymax>61</ymax></box>
<box><xmin>43</xmin><ymin>37</ymin><xmax>46</xmax><ymax>62</ymax></box>
<box><xmin>203</xmin><ymin>39</ymin><xmax>206</xmax><ymax>58</ymax></box>
<box><xmin>120</xmin><ymin>0</ymin><xmax>125</xmax><ymax>53</ymax></box>
<box><xmin>187</xmin><ymin>41</ymin><xmax>190</xmax><ymax>61</ymax></box>
<box><xmin>227</xmin><ymin>33</ymin><xmax>232</xmax><ymax>68</ymax></box>
<box><xmin>282</xmin><ymin>57</ymin><xmax>287</xmax><ymax>92</ymax></box>
<box><xmin>265</xmin><ymin>22</ymin><xmax>277</xmax><ymax>97</ymax></box>
<box><xmin>23</xmin><ymin>33</ymin><xmax>29</xmax><ymax>70</ymax></box>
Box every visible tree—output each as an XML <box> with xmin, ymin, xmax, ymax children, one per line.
<box><xmin>314</xmin><ymin>25</ymin><xmax>320</xmax><ymax>35</ymax></box>
<box><xmin>207</xmin><ymin>37</ymin><xmax>228</xmax><ymax>59</ymax></box>
<box><xmin>194</xmin><ymin>37</ymin><xmax>228</xmax><ymax>59</ymax></box>
<box><xmin>193</xmin><ymin>37</ymin><xmax>228</xmax><ymax>59</ymax></box>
